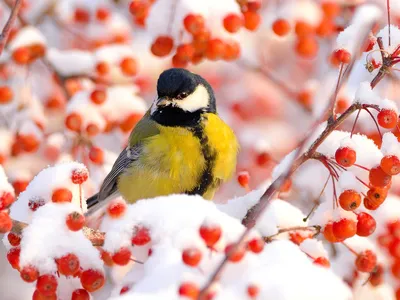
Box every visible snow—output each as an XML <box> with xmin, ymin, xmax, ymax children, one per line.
<box><xmin>381</xmin><ymin>132</ymin><xmax>400</xmax><ymax>157</ymax></box>
<box><xmin>47</xmin><ymin>48</ymin><xmax>95</xmax><ymax>77</ymax></box>
<box><xmin>9</xmin><ymin>162</ymin><xmax>88</xmax><ymax>223</ymax></box>
<box><xmin>8</xmin><ymin>26</ymin><xmax>47</xmax><ymax>51</ymax></box>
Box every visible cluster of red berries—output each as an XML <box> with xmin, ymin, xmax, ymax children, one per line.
<box><xmin>99</xmin><ymin>200</ymin><xmax>151</xmax><ymax>269</ymax></box>
<box><xmin>377</xmin><ymin>220</ymin><xmax>400</xmax><ymax>295</ymax></box>
<box><xmin>28</xmin><ymin>167</ymin><xmax>88</xmax><ymax>212</ymax></box>
<box><xmin>272</xmin><ymin>2</ymin><xmax>341</xmax><ymax>59</ymax></box>
<box><xmin>145</xmin><ymin>1</ymin><xmax>260</xmax><ymax>67</ymax></box>
<box><xmin>65</xmin><ymin>88</ymin><xmax>142</xmax><ymax>138</ymax></box>
<box><xmin>95</xmin><ymin>56</ymin><xmax>138</xmax><ymax>78</ymax></box>
<box><xmin>73</xmin><ymin>6</ymin><xmax>111</xmax><ymax>24</ymax></box>
<box><xmin>0</xmin><ymin>189</ymin><xmax>15</xmax><ymax>233</ymax></box>
<box><xmin>5</xmin><ymin>166</ymin><xmax>101</xmax><ymax>299</ymax></box>
<box><xmin>12</xmin><ymin>44</ymin><xmax>46</xmax><ymax>65</ymax></box>
<box><xmin>178</xmin><ymin>220</ymin><xmax>264</xmax><ymax>299</ymax></box>
<box><xmin>7</xmin><ymin>245</ymin><xmax>105</xmax><ymax>299</ymax></box>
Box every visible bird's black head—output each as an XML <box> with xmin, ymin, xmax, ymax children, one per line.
<box><xmin>151</xmin><ymin>68</ymin><xmax>216</xmax><ymax>127</ymax></box>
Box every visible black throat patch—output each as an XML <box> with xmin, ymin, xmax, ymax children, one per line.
<box><xmin>151</xmin><ymin>105</ymin><xmax>203</xmax><ymax>127</ymax></box>
<box><xmin>186</xmin><ymin>116</ymin><xmax>217</xmax><ymax>196</ymax></box>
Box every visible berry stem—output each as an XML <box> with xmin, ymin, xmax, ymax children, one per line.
<box><xmin>350</xmin><ymin>109</ymin><xmax>361</xmax><ymax>138</ymax></box>
<box><xmin>0</xmin><ymin>0</ymin><xmax>23</xmax><ymax>56</ymax></box>
<box><xmin>263</xmin><ymin>225</ymin><xmax>321</xmax><ymax>243</ymax></box>
<box><xmin>79</xmin><ymin>184</ymin><xmax>83</xmax><ymax>211</ymax></box>
<box><xmin>341</xmin><ymin>242</ymin><xmax>358</xmax><ymax>256</ymax></box>
<box><xmin>363</xmin><ymin>107</ymin><xmax>383</xmax><ymax>139</ymax></box>
<box><xmin>330</xmin><ymin>63</ymin><xmax>345</xmax><ymax>121</ymax></box>
<box><xmin>356</xmin><ymin>176</ymin><xmax>370</xmax><ymax>189</ymax></box>
<box><xmin>353</xmin><ymin>164</ymin><xmax>370</xmax><ymax>172</ymax></box>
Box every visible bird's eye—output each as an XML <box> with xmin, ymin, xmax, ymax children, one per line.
<box><xmin>176</xmin><ymin>92</ymin><xmax>188</xmax><ymax>100</ymax></box>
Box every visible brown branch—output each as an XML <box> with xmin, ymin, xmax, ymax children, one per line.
<box><xmin>11</xmin><ymin>219</ymin><xmax>105</xmax><ymax>246</ymax></box>
<box><xmin>263</xmin><ymin>225</ymin><xmax>321</xmax><ymax>243</ymax></box>
<box><xmin>0</xmin><ymin>0</ymin><xmax>23</xmax><ymax>55</ymax></box>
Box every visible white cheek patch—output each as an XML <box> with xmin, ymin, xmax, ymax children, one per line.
<box><xmin>176</xmin><ymin>85</ymin><xmax>209</xmax><ymax>112</ymax></box>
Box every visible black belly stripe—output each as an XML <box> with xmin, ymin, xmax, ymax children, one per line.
<box><xmin>186</xmin><ymin>117</ymin><xmax>216</xmax><ymax>196</ymax></box>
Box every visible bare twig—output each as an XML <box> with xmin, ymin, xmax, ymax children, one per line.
<box><xmin>387</xmin><ymin>0</ymin><xmax>391</xmax><ymax>47</ymax></box>
<box><xmin>0</xmin><ymin>0</ymin><xmax>23</xmax><ymax>55</ymax></box>
<box><xmin>263</xmin><ymin>225</ymin><xmax>321</xmax><ymax>243</ymax></box>
<box><xmin>11</xmin><ymin>219</ymin><xmax>105</xmax><ymax>246</ymax></box>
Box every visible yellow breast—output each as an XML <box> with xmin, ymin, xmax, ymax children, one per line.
<box><xmin>117</xmin><ymin>113</ymin><xmax>238</xmax><ymax>203</ymax></box>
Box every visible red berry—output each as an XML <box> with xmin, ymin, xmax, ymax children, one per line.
<box><xmin>223</xmin><ymin>40</ymin><xmax>241</xmax><ymax>61</ymax></box>
<box><xmin>335</xmin><ymin>147</ymin><xmax>356</xmax><ymax>167</ymax></box>
<box><xmin>80</xmin><ymin>269</ymin><xmax>105</xmax><ymax>292</ymax></box>
<box><xmin>243</xmin><ymin>11</ymin><xmax>261</xmax><ymax>31</ymax></box>
<box><xmin>107</xmin><ymin>199</ymin><xmax>127</xmax><ymax>218</ymax></box>
<box><xmin>172</xmin><ymin>54</ymin><xmax>188</xmax><ymax>68</ymax></box>
<box><xmin>96</xmin><ymin>7</ymin><xmax>110</xmax><ymax>22</ymax></box>
<box><xmin>247</xmin><ymin>284</ymin><xmax>259</xmax><ymax>298</ymax></box>
<box><xmin>355</xmin><ymin>250</ymin><xmax>377</xmax><ymax>273</ymax></box>
<box><xmin>369</xmin><ymin>165</ymin><xmax>392</xmax><ymax>188</ymax></box>
<box><xmin>356</xmin><ymin>212</ymin><xmax>376</xmax><ymax>237</ymax></box>
<box><xmin>120</xmin><ymin>286</ymin><xmax>130</xmax><ymax>294</ymax></box>
<box><xmin>225</xmin><ymin>243</ymin><xmax>246</xmax><ymax>262</ymax></box>
<box><xmin>365</xmin><ymin>186</ymin><xmax>388</xmax><ymax>209</ymax></box>
<box><xmin>237</xmin><ymin>171</ymin><xmax>250</xmax><ymax>188</ymax></box>
<box><xmin>369</xmin><ymin>264</ymin><xmax>384</xmax><ymax>286</ymax></box>
<box><xmin>20</xmin><ymin>265</ymin><xmax>39</xmax><ymax>282</ymax></box>
<box><xmin>381</xmin><ymin>155</ymin><xmax>400</xmax><ymax>175</ymax></box>
<box><xmin>32</xmin><ymin>290</ymin><xmax>56</xmax><ymax>300</ymax></box>
<box><xmin>150</xmin><ymin>36</ymin><xmax>174</xmax><ymax>57</ymax></box>
<box><xmin>313</xmin><ymin>257</ymin><xmax>330</xmax><ymax>268</ymax></box>
<box><xmin>86</xmin><ymin>123</ymin><xmax>100</xmax><ymax>137</ymax></box>
<box><xmin>90</xmin><ymin>88</ymin><xmax>106</xmax><ymax>105</ymax></box>
<box><xmin>182</xmin><ymin>248</ymin><xmax>202</xmax><ymax>267</ymax></box>
<box><xmin>0</xmin><ymin>191</ymin><xmax>15</xmax><ymax>210</ymax></box>
<box><xmin>206</xmin><ymin>38</ymin><xmax>225</xmax><ymax>60</ymax></box>
<box><xmin>7</xmin><ymin>247</ymin><xmax>20</xmax><ymax>269</ymax></box>
<box><xmin>52</xmin><ymin>188</ymin><xmax>72</xmax><ymax>203</ymax></box>
<box><xmin>388</xmin><ymin>220</ymin><xmax>400</xmax><ymax>237</ymax></box>
<box><xmin>392</xmin><ymin>260</ymin><xmax>400</xmax><ymax>279</ymax></box>
<box><xmin>13</xmin><ymin>180</ymin><xmax>29</xmax><ymax>196</ymax></box>
<box><xmin>333</xmin><ymin>49</ymin><xmax>351</xmax><ymax>64</ymax></box>
<box><xmin>332</xmin><ymin>218</ymin><xmax>357</xmax><ymax>240</ymax></box>
<box><xmin>120</xmin><ymin>57</ymin><xmax>138</xmax><ymax>76</ymax></box>
<box><xmin>89</xmin><ymin>147</ymin><xmax>104</xmax><ymax>164</ymax></box>
<box><xmin>65</xmin><ymin>112</ymin><xmax>82</xmax><ymax>132</ymax></box>
<box><xmin>0</xmin><ymin>211</ymin><xmax>12</xmax><ymax>233</ymax></box>
<box><xmin>7</xmin><ymin>232</ymin><xmax>21</xmax><ymax>246</ymax></box>
<box><xmin>100</xmin><ymin>249</ymin><xmax>114</xmax><ymax>266</ymax></box>
<box><xmin>183</xmin><ymin>14</ymin><xmax>205</xmax><ymax>35</ymax></box>
<box><xmin>74</xmin><ymin>7</ymin><xmax>90</xmax><ymax>23</ymax></box>
<box><xmin>339</xmin><ymin>190</ymin><xmax>361</xmax><ymax>211</ymax></box>
<box><xmin>119</xmin><ymin>113</ymin><xmax>142</xmax><ymax>133</ymax></box>
<box><xmin>178</xmin><ymin>282</ymin><xmax>199</xmax><ymax>299</ymax></box>
<box><xmin>71</xmin><ymin>168</ymin><xmax>89</xmax><ymax>184</ymax></box>
<box><xmin>323</xmin><ymin>223</ymin><xmax>343</xmax><ymax>243</ymax></box>
<box><xmin>199</xmin><ymin>222</ymin><xmax>221</xmax><ymax>247</ymax></box>
<box><xmin>223</xmin><ymin>13</ymin><xmax>243</xmax><ymax>33</ymax></box>
<box><xmin>389</xmin><ymin>239</ymin><xmax>400</xmax><ymax>258</ymax></box>
<box><xmin>0</xmin><ymin>85</ymin><xmax>13</xmax><ymax>104</ymax></box>
<box><xmin>71</xmin><ymin>289</ymin><xmax>90</xmax><ymax>300</ymax></box>
<box><xmin>272</xmin><ymin>19</ymin><xmax>291</xmax><ymax>36</ymax></box>
<box><xmin>56</xmin><ymin>253</ymin><xmax>80</xmax><ymax>276</ymax></box>
<box><xmin>295</xmin><ymin>36</ymin><xmax>319</xmax><ymax>58</ymax></box>
<box><xmin>176</xmin><ymin>44</ymin><xmax>195</xmax><ymax>62</ymax></box>
<box><xmin>112</xmin><ymin>247</ymin><xmax>132</xmax><ymax>266</ymax></box>
<box><xmin>12</xmin><ymin>47</ymin><xmax>31</xmax><ymax>65</ymax></box>
<box><xmin>247</xmin><ymin>237</ymin><xmax>264</xmax><ymax>253</ymax></box>
<box><xmin>132</xmin><ymin>226</ymin><xmax>151</xmax><ymax>246</ymax></box>
<box><xmin>66</xmin><ymin>212</ymin><xmax>85</xmax><ymax>231</ymax></box>
<box><xmin>36</xmin><ymin>274</ymin><xmax>58</xmax><ymax>296</ymax></box>
<box><xmin>96</xmin><ymin>61</ymin><xmax>109</xmax><ymax>76</ymax></box>
<box><xmin>377</xmin><ymin>109</ymin><xmax>398</xmax><ymax>129</ymax></box>
<box><xmin>255</xmin><ymin>152</ymin><xmax>272</xmax><ymax>166</ymax></box>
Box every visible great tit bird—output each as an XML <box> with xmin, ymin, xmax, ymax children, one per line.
<box><xmin>85</xmin><ymin>68</ymin><xmax>239</xmax><ymax>216</ymax></box>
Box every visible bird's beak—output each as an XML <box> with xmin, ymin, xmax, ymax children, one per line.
<box><xmin>156</xmin><ymin>97</ymin><xmax>170</xmax><ymax>107</ymax></box>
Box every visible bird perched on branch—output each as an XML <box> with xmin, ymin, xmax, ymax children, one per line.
<box><xmin>85</xmin><ymin>68</ymin><xmax>238</xmax><ymax>216</ymax></box>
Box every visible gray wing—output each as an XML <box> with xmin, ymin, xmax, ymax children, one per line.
<box><xmin>85</xmin><ymin>145</ymin><xmax>141</xmax><ymax>216</ymax></box>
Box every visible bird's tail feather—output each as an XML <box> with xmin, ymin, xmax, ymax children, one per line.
<box><xmin>86</xmin><ymin>193</ymin><xmax>99</xmax><ymax>210</ymax></box>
